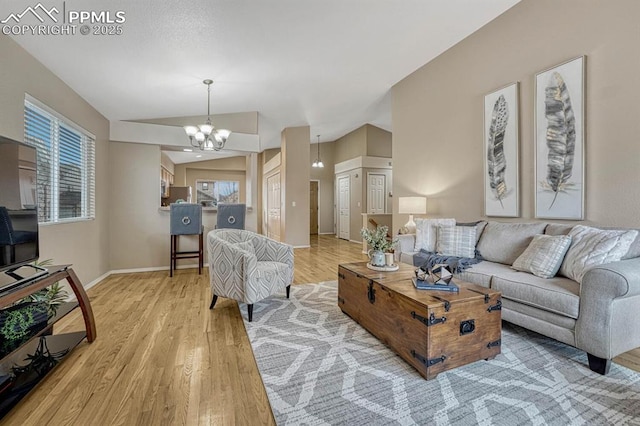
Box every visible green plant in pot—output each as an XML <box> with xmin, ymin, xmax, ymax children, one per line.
<box><xmin>361</xmin><ymin>226</ymin><xmax>398</xmax><ymax>267</ymax></box>
<box><xmin>0</xmin><ymin>259</ymin><xmax>68</xmax><ymax>352</ymax></box>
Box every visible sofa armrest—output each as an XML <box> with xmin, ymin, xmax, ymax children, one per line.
<box><xmin>581</xmin><ymin>258</ymin><xmax>640</xmax><ymax>300</ymax></box>
<box><xmin>576</xmin><ymin>257</ymin><xmax>640</xmax><ymax>358</ymax></box>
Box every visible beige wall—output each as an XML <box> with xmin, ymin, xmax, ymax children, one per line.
<box><xmin>392</xmin><ymin>0</ymin><xmax>640</xmax><ymax>231</ymax></box>
<box><xmin>0</xmin><ymin>36</ymin><xmax>110</xmax><ymax>285</ymax></box>
<box><xmin>281</xmin><ymin>126</ymin><xmax>310</xmax><ymax>247</ymax></box>
<box><xmin>263</xmin><ymin>148</ymin><xmax>281</xmax><ymax>164</ymax></box>
<box><xmin>334</xmin><ymin>126</ymin><xmax>367</xmax><ymax>164</ymax></box>
<box><xmin>310</xmin><ymin>141</ymin><xmax>336</xmax><ymax>234</ymax></box>
<box><xmin>109</xmin><ymin>142</ymin><xmax>257</xmax><ymax>270</ymax></box>
<box><xmin>173</xmin><ymin>156</ymin><xmax>246</xmax><ymax>186</ymax></box>
<box><xmin>366</xmin><ymin>125</ymin><xmax>392</xmax><ymax>158</ymax></box>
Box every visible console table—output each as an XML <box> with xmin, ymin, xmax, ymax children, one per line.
<box><xmin>0</xmin><ymin>265</ymin><xmax>96</xmax><ymax>418</ymax></box>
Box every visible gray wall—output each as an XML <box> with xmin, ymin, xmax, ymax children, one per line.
<box><xmin>392</xmin><ymin>0</ymin><xmax>640</xmax><ymax>230</ymax></box>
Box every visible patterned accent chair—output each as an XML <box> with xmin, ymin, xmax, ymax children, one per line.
<box><xmin>207</xmin><ymin>229</ymin><xmax>294</xmax><ymax>321</ymax></box>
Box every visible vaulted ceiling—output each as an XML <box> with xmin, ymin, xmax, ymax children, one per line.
<box><xmin>8</xmin><ymin>0</ymin><xmax>520</xmax><ymax>150</ymax></box>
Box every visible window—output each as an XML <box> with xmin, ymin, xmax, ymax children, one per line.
<box><xmin>195</xmin><ymin>180</ymin><xmax>240</xmax><ymax>206</ymax></box>
<box><xmin>23</xmin><ymin>97</ymin><xmax>96</xmax><ymax>223</ymax></box>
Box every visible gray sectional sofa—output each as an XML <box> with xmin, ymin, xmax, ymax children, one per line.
<box><xmin>395</xmin><ymin>221</ymin><xmax>640</xmax><ymax>375</ymax></box>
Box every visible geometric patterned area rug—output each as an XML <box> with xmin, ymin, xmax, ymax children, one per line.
<box><xmin>241</xmin><ymin>281</ymin><xmax>640</xmax><ymax>425</ymax></box>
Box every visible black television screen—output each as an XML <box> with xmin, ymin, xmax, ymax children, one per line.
<box><xmin>0</xmin><ymin>136</ymin><xmax>39</xmax><ymax>272</ymax></box>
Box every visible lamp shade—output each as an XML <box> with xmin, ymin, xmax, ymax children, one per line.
<box><xmin>398</xmin><ymin>196</ymin><xmax>427</xmax><ymax>214</ymax></box>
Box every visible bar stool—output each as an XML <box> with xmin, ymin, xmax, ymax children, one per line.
<box><xmin>169</xmin><ymin>203</ymin><xmax>203</xmax><ymax>277</ymax></box>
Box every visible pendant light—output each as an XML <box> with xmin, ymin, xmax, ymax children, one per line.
<box><xmin>312</xmin><ymin>135</ymin><xmax>324</xmax><ymax>168</ymax></box>
<box><xmin>183</xmin><ymin>79</ymin><xmax>231</xmax><ymax>151</ymax></box>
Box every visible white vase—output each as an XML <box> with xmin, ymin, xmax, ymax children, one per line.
<box><xmin>368</xmin><ymin>249</ymin><xmax>385</xmax><ymax>267</ymax></box>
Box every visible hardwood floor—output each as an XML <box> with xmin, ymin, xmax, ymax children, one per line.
<box><xmin>1</xmin><ymin>235</ymin><xmax>367</xmax><ymax>426</ymax></box>
<box><xmin>5</xmin><ymin>234</ymin><xmax>640</xmax><ymax>425</ymax></box>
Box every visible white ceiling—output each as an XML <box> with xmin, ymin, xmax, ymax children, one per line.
<box><xmin>8</xmin><ymin>0</ymin><xmax>520</xmax><ymax>150</ymax></box>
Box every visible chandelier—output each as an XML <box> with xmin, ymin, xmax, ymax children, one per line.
<box><xmin>312</xmin><ymin>135</ymin><xmax>324</xmax><ymax>168</ymax></box>
<box><xmin>183</xmin><ymin>79</ymin><xmax>231</xmax><ymax>151</ymax></box>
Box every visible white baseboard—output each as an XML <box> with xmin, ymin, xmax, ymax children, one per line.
<box><xmin>110</xmin><ymin>264</ymin><xmax>205</xmax><ymax>275</ymax></box>
<box><xmin>349</xmin><ymin>239</ymin><xmax>363</xmax><ymax>244</ymax></box>
<box><xmin>318</xmin><ymin>232</ymin><xmax>334</xmax><ymax>235</ymax></box>
<box><xmin>293</xmin><ymin>245</ymin><xmax>311</xmax><ymax>249</ymax></box>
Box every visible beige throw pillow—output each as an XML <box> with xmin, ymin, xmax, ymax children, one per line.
<box><xmin>414</xmin><ymin>218</ymin><xmax>456</xmax><ymax>252</ymax></box>
<box><xmin>512</xmin><ymin>234</ymin><xmax>572</xmax><ymax>279</ymax></box>
<box><xmin>559</xmin><ymin>225</ymin><xmax>638</xmax><ymax>282</ymax></box>
<box><xmin>436</xmin><ymin>225</ymin><xmax>476</xmax><ymax>258</ymax></box>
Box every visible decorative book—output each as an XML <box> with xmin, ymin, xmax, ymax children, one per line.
<box><xmin>412</xmin><ymin>277</ymin><xmax>459</xmax><ymax>293</ymax></box>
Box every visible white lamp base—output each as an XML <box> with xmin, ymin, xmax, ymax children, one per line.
<box><xmin>404</xmin><ymin>214</ymin><xmax>416</xmax><ymax>234</ymax></box>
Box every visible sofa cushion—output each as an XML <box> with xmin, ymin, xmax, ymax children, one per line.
<box><xmin>455</xmin><ymin>261</ymin><xmax>513</xmax><ymax>288</ymax></box>
<box><xmin>436</xmin><ymin>225</ymin><xmax>476</xmax><ymax>258</ymax></box>
<box><xmin>476</xmin><ymin>222</ymin><xmax>547</xmax><ymax>265</ymax></box>
<box><xmin>559</xmin><ymin>225</ymin><xmax>638</xmax><ymax>282</ymax></box>
<box><xmin>414</xmin><ymin>218</ymin><xmax>455</xmax><ymax>252</ymax></box>
<box><xmin>545</xmin><ymin>223</ymin><xmax>640</xmax><ymax>260</ymax></box>
<box><xmin>512</xmin><ymin>234</ymin><xmax>572</xmax><ymax>278</ymax></box>
<box><xmin>491</xmin><ymin>270</ymin><xmax>580</xmax><ymax>319</ymax></box>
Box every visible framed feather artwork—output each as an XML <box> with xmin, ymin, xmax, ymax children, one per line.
<box><xmin>483</xmin><ymin>82</ymin><xmax>519</xmax><ymax>217</ymax></box>
<box><xmin>535</xmin><ymin>56</ymin><xmax>585</xmax><ymax>220</ymax></box>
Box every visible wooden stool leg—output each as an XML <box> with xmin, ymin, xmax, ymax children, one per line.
<box><xmin>198</xmin><ymin>233</ymin><xmax>203</xmax><ymax>275</ymax></box>
<box><xmin>170</xmin><ymin>235</ymin><xmax>174</xmax><ymax>277</ymax></box>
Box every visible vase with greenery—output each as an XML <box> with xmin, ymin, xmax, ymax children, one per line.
<box><xmin>360</xmin><ymin>226</ymin><xmax>398</xmax><ymax>267</ymax></box>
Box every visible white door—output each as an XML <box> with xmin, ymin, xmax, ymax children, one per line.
<box><xmin>338</xmin><ymin>176</ymin><xmax>350</xmax><ymax>240</ymax></box>
<box><xmin>266</xmin><ymin>173</ymin><xmax>281</xmax><ymax>241</ymax></box>
<box><xmin>368</xmin><ymin>173</ymin><xmax>386</xmax><ymax>214</ymax></box>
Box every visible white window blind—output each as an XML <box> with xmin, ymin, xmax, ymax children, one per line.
<box><xmin>23</xmin><ymin>99</ymin><xmax>95</xmax><ymax>223</ymax></box>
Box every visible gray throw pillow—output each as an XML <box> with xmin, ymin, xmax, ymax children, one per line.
<box><xmin>436</xmin><ymin>225</ymin><xmax>476</xmax><ymax>258</ymax></box>
<box><xmin>512</xmin><ymin>234</ymin><xmax>572</xmax><ymax>279</ymax></box>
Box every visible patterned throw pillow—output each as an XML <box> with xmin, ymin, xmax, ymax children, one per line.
<box><xmin>436</xmin><ymin>225</ymin><xmax>476</xmax><ymax>258</ymax></box>
<box><xmin>512</xmin><ymin>234</ymin><xmax>572</xmax><ymax>279</ymax></box>
<box><xmin>559</xmin><ymin>225</ymin><xmax>638</xmax><ymax>282</ymax></box>
<box><xmin>414</xmin><ymin>218</ymin><xmax>456</xmax><ymax>252</ymax></box>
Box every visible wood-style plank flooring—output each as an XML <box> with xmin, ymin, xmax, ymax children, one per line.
<box><xmin>4</xmin><ymin>234</ymin><xmax>640</xmax><ymax>424</ymax></box>
<box><xmin>1</xmin><ymin>235</ymin><xmax>367</xmax><ymax>426</ymax></box>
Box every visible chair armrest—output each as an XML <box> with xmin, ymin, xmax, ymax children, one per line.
<box><xmin>208</xmin><ymin>239</ymin><xmax>257</xmax><ymax>302</ymax></box>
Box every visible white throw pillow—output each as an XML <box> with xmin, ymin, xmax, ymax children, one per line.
<box><xmin>512</xmin><ymin>234</ymin><xmax>572</xmax><ymax>279</ymax></box>
<box><xmin>414</xmin><ymin>218</ymin><xmax>456</xmax><ymax>252</ymax></box>
<box><xmin>559</xmin><ymin>225</ymin><xmax>638</xmax><ymax>282</ymax></box>
<box><xmin>436</xmin><ymin>225</ymin><xmax>476</xmax><ymax>258</ymax></box>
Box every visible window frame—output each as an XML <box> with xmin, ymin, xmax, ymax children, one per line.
<box><xmin>23</xmin><ymin>95</ymin><xmax>96</xmax><ymax>225</ymax></box>
<box><xmin>195</xmin><ymin>179</ymin><xmax>240</xmax><ymax>207</ymax></box>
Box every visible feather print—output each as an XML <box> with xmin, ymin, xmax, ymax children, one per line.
<box><xmin>487</xmin><ymin>95</ymin><xmax>509</xmax><ymax>208</ymax></box>
<box><xmin>545</xmin><ymin>71</ymin><xmax>576</xmax><ymax>209</ymax></box>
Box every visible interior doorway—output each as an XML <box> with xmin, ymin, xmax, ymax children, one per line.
<box><xmin>266</xmin><ymin>172</ymin><xmax>281</xmax><ymax>241</ymax></box>
<box><xmin>367</xmin><ymin>173</ymin><xmax>386</xmax><ymax>214</ymax></box>
<box><xmin>310</xmin><ymin>180</ymin><xmax>319</xmax><ymax>235</ymax></box>
<box><xmin>337</xmin><ymin>176</ymin><xmax>350</xmax><ymax>240</ymax></box>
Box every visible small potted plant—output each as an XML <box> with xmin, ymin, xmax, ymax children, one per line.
<box><xmin>361</xmin><ymin>225</ymin><xmax>398</xmax><ymax>267</ymax></box>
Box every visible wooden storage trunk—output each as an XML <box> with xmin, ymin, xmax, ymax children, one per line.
<box><xmin>338</xmin><ymin>263</ymin><xmax>502</xmax><ymax>380</ymax></box>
